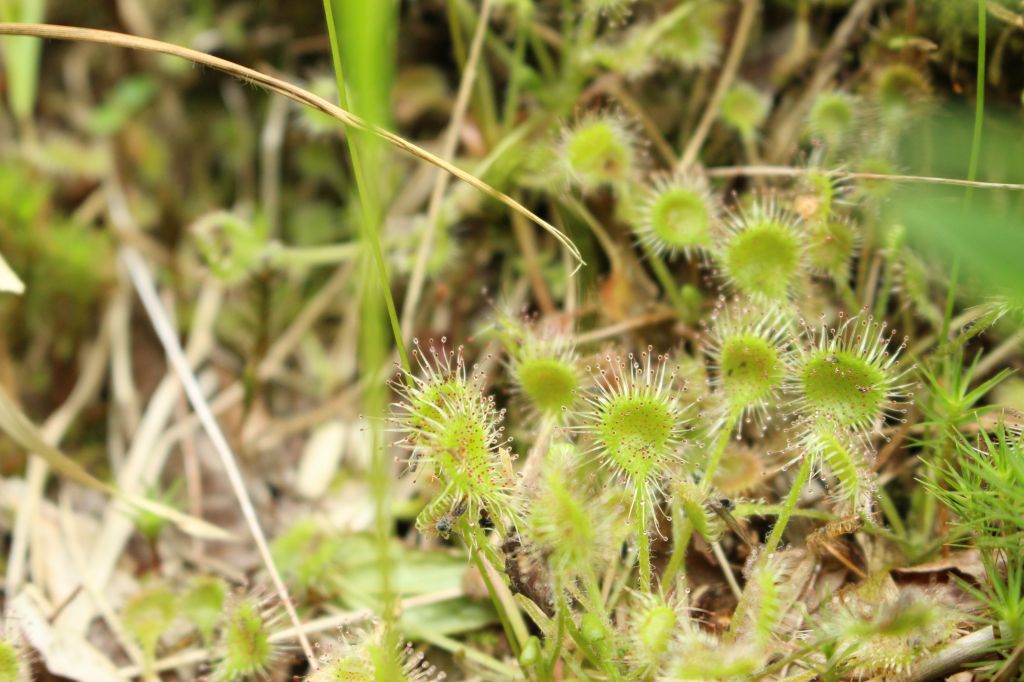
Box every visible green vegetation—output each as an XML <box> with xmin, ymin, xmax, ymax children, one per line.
<box><xmin>1</xmin><ymin>0</ymin><xmax>1024</xmax><ymax>680</ymax></box>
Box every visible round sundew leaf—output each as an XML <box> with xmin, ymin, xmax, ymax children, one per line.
<box><xmin>723</xmin><ymin>221</ymin><xmax>801</xmax><ymax>301</ymax></box>
<box><xmin>434</xmin><ymin>413</ymin><xmax>498</xmax><ymax>495</ymax></box>
<box><xmin>809</xmin><ymin>220</ymin><xmax>856</xmax><ymax>275</ymax></box>
<box><xmin>122</xmin><ymin>586</ymin><xmax>177</xmax><ymax>659</ymax></box>
<box><xmin>517</xmin><ymin>357</ymin><xmax>578</xmax><ymax>415</ymax></box>
<box><xmin>719</xmin><ymin>334</ymin><xmax>784</xmax><ymax>408</ymax></box>
<box><xmin>720</xmin><ymin>82</ymin><xmax>769</xmax><ymax>138</ymax></box>
<box><xmin>636</xmin><ymin>604</ymin><xmax>676</xmax><ymax>659</ymax></box>
<box><xmin>655</xmin><ymin>4</ymin><xmax>721</xmax><ymax>69</ymax></box>
<box><xmin>220</xmin><ymin>600</ymin><xmax>273</xmax><ymax>680</ymax></box>
<box><xmin>407</xmin><ymin>380</ymin><xmax>467</xmax><ymax>444</ymax></box>
<box><xmin>649</xmin><ymin>188</ymin><xmax>712</xmax><ymax>250</ymax></box>
<box><xmin>801</xmin><ymin>350</ymin><xmax>887</xmax><ymax>430</ymax></box>
<box><xmin>877</xmin><ymin>64</ymin><xmax>929</xmax><ymax>116</ymax></box>
<box><xmin>566</xmin><ymin>120</ymin><xmax>632</xmax><ymax>188</ymax></box>
<box><xmin>597</xmin><ymin>395</ymin><xmax>674</xmax><ymax>481</ymax></box>
<box><xmin>527</xmin><ymin>472</ymin><xmax>599</xmax><ymax>572</ymax></box>
<box><xmin>712</xmin><ymin>443</ymin><xmax>764</xmax><ymax>495</ymax></box>
<box><xmin>809</xmin><ymin>93</ymin><xmax>855</xmax><ymax>145</ymax></box>
<box><xmin>183</xmin><ymin>577</ymin><xmax>227</xmax><ymax>645</ymax></box>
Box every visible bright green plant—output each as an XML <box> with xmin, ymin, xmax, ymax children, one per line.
<box><xmin>183</xmin><ymin>576</ymin><xmax>228</xmax><ymax>647</ymax></box>
<box><xmin>122</xmin><ymin>583</ymin><xmax>178</xmax><ymax>674</ymax></box>
<box><xmin>559</xmin><ymin>114</ymin><xmax>639</xmax><ymax>193</ymax></box>
<box><xmin>635</xmin><ymin>172</ymin><xmax>717</xmax><ymax>258</ymax></box>
<box><xmin>720</xmin><ymin>81</ymin><xmax>770</xmax><ymax>143</ymax></box>
<box><xmin>718</xmin><ymin>201</ymin><xmax>805</xmax><ymax>303</ymax></box>
<box><xmin>706</xmin><ymin>302</ymin><xmax>790</xmax><ymax>427</ymax></box>
<box><xmin>391</xmin><ymin>339</ymin><xmax>516</xmax><ymax>535</ymax></box>
<box><xmin>306</xmin><ymin>626</ymin><xmax>444</xmax><ymax>682</ymax></box>
<box><xmin>4</xmin><ymin>2</ymin><xmax>1022</xmax><ymax>680</ymax></box>
<box><xmin>213</xmin><ymin>594</ymin><xmax>281</xmax><ymax>682</ymax></box>
<box><xmin>807</xmin><ymin>92</ymin><xmax>857</xmax><ymax>151</ymax></box>
<box><xmin>579</xmin><ymin>349</ymin><xmax>689</xmax><ymax>590</ymax></box>
<box><xmin>509</xmin><ymin>331</ymin><xmax>581</xmax><ymax>420</ymax></box>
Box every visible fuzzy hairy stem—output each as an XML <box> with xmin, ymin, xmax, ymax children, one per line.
<box><xmin>761</xmin><ymin>455</ymin><xmax>813</xmax><ymax>558</ymax></box>
<box><xmin>635</xmin><ymin>491</ymin><xmax>653</xmax><ymax>592</ymax></box>
<box><xmin>662</xmin><ymin>507</ymin><xmax>692</xmax><ymax>589</ymax></box>
<box><xmin>701</xmin><ymin>410</ymin><xmax>740</xmax><ymax>493</ymax></box>
<box><xmin>905</xmin><ymin>625</ymin><xmax>996</xmax><ymax>682</ymax></box>
<box><xmin>641</xmin><ymin>242</ymin><xmax>691</xmax><ymax>319</ymax></box>
<box><xmin>464</xmin><ymin>522</ymin><xmax>526</xmax><ymax>657</ymax></box>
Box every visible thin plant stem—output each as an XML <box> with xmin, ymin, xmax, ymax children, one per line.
<box><xmin>404</xmin><ymin>626</ymin><xmax>522</xmax><ymax>679</ymax></box>
<box><xmin>266</xmin><ymin>242</ymin><xmax>361</xmax><ymax>268</ymax></box>
<box><xmin>939</xmin><ymin>258</ymin><xmax>961</xmax><ymax>353</ymax></box>
<box><xmin>704</xmin><ymin>164</ymin><xmax>1024</xmax><ymax>192</ymax></box>
<box><xmin>635</xmin><ymin>488</ymin><xmax>653</xmax><ymax>591</ymax></box>
<box><xmin>872</xmin><ymin>258</ymin><xmax>894</xmax><ymax>320</ymax></box>
<box><xmin>321</xmin><ymin>2</ymin><xmax>403</xmax><ymax>655</ymax></box>
<box><xmin>446</xmin><ymin>0</ymin><xmax>467</xmax><ymax>66</ymax></box>
<box><xmin>321</xmin><ymin>0</ymin><xmax>409</xmax><ymax>374</ymax></box>
<box><xmin>701</xmin><ymin>410</ymin><xmax>740</xmax><ymax>492</ymax></box>
<box><xmin>877</xmin><ymin>487</ymin><xmax>907</xmax><ymax>538</ymax></box>
<box><xmin>560</xmin><ymin>195</ymin><xmax>624</xmax><ymax>273</ymax></box>
<box><xmin>583</xmin><ymin>566</ymin><xmax>608</xmax><ymax>620</ymax></box>
<box><xmin>711</xmin><ymin>541</ymin><xmax>743</xmax><ymax>599</ymax></box>
<box><xmin>641</xmin><ymin>242</ymin><xmax>690</xmax><ymax>317</ymax></box>
<box><xmin>761</xmin><ymin>455</ymin><xmax>813</xmax><ymax>559</ymax></box>
<box><xmin>545</xmin><ymin>601</ymin><xmax>566</xmax><ymax>677</ymax></box>
<box><xmin>836</xmin><ymin>277</ymin><xmax>861</xmax><ymax>314</ymax></box>
<box><xmin>451</xmin><ymin>0</ymin><xmax>500</xmax><ymax>142</ymax></box>
<box><xmin>512</xmin><ymin>196</ymin><xmax>557</xmax><ymax>315</ymax></box>
<box><xmin>661</xmin><ymin>511</ymin><xmax>692</xmax><ymax>589</ymax></box>
<box><xmin>528</xmin><ymin>28</ymin><xmax>556</xmax><ymax>80</ymax></box>
<box><xmin>466</xmin><ymin>522</ymin><xmax>528</xmax><ymax>656</ymax></box>
<box><xmin>967</xmin><ymin>0</ymin><xmax>988</xmax><ymax>200</ymax></box>
<box><xmin>502</xmin><ymin>6</ymin><xmax>529</xmax><ymax>130</ymax></box>
<box><xmin>467</xmin><ymin>536</ymin><xmax>521</xmax><ymax>657</ymax></box>
<box><xmin>727</xmin><ymin>455</ymin><xmax>812</xmax><ymax>643</ymax></box>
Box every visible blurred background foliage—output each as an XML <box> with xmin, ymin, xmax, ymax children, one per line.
<box><xmin>1</xmin><ymin>0</ymin><xmax>1024</xmax><ymax>679</ymax></box>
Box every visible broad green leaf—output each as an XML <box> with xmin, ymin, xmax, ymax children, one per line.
<box><xmin>400</xmin><ymin>597</ymin><xmax>497</xmax><ymax>636</ymax></box>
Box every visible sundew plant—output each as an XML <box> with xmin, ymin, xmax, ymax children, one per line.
<box><xmin>1</xmin><ymin>1</ymin><xmax>1023</xmax><ymax>681</ymax></box>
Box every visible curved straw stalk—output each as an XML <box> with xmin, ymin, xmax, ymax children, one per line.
<box><xmin>0</xmin><ymin>22</ymin><xmax>584</xmax><ymax>268</ymax></box>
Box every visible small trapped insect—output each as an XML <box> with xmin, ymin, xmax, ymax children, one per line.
<box><xmin>435</xmin><ymin>501</ymin><xmax>468</xmax><ymax>540</ymax></box>
<box><xmin>708</xmin><ymin>497</ymin><xmax>755</xmax><ymax>548</ymax></box>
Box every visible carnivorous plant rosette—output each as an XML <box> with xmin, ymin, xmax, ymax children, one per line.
<box><xmin>578</xmin><ymin>347</ymin><xmax>692</xmax><ymax>589</ymax></box>
<box><xmin>390</xmin><ymin>339</ymin><xmax>517</xmax><ymax>535</ymax></box>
